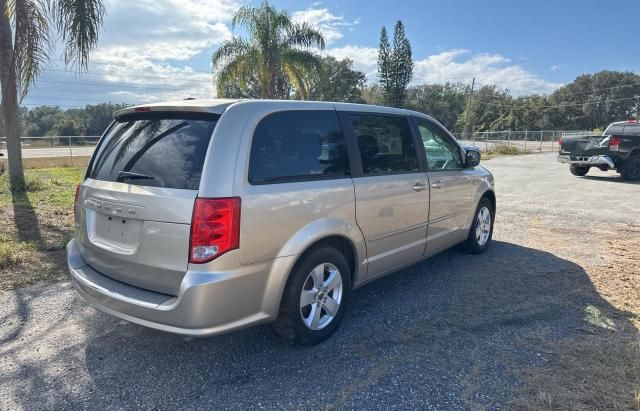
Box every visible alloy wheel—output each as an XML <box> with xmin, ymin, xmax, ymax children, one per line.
<box><xmin>299</xmin><ymin>263</ymin><xmax>343</xmax><ymax>330</ymax></box>
<box><xmin>475</xmin><ymin>206</ymin><xmax>491</xmax><ymax>246</ymax></box>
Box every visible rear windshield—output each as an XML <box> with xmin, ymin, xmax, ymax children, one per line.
<box><xmin>88</xmin><ymin>112</ymin><xmax>218</xmax><ymax>190</ymax></box>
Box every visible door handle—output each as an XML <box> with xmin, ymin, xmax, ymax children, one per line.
<box><xmin>431</xmin><ymin>181</ymin><xmax>443</xmax><ymax>189</ymax></box>
<box><xmin>412</xmin><ymin>183</ymin><xmax>427</xmax><ymax>191</ymax></box>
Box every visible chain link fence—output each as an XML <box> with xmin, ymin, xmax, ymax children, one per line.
<box><xmin>453</xmin><ymin>130</ymin><xmax>594</xmax><ymax>152</ymax></box>
<box><xmin>0</xmin><ymin>136</ymin><xmax>100</xmax><ymax>167</ymax></box>
<box><xmin>0</xmin><ymin>130</ymin><xmax>601</xmax><ymax>168</ymax></box>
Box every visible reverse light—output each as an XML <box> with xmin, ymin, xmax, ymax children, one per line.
<box><xmin>189</xmin><ymin>197</ymin><xmax>241</xmax><ymax>263</ymax></box>
<box><xmin>609</xmin><ymin>136</ymin><xmax>622</xmax><ymax>151</ymax></box>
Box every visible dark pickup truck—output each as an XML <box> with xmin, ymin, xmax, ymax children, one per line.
<box><xmin>557</xmin><ymin>120</ymin><xmax>640</xmax><ymax>180</ymax></box>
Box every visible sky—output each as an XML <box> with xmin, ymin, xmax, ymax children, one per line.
<box><xmin>25</xmin><ymin>0</ymin><xmax>640</xmax><ymax>109</ymax></box>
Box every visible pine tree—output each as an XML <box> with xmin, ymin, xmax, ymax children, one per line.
<box><xmin>377</xmin><ymin>27</ymin><xmax>392</xmax><ymax>105</ymax></box>
<box><xmin>377</xmin><ymin>21</ymin><xmax>414</xmax><ymax>107</ymax></box>
<box><xmin>392</xmin><ymin>21</ymin><xmax>414</xmax><ymax>107</ymax></box>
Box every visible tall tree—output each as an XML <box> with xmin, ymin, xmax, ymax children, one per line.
<box><xmin>377</xmin><ymin>21</ymin><xmax>413</xmax><ymax>107</ymax></box>
<box><xmin>309</xmin><ymin>56</ymin><xmax>366</xmax><ymax>103</ymax></box>
<box><xmin>391</xmin><ymin>21</ymin><xmax>413</xmax><ymax>107</ymax></box>
<box><xmin>405</xmin><ymin>82</ymin><xmax>470</xmax><ymax>130</ymax></box>
<box><xmin>212</xmin><ymin>2</ymin><xmax>325</xmax><ymax>100</ymax></box>
<box><xmin>0</xmin><ymin>0</ymin><xmax>105</xmax><ymax>190</ymax></box>
<box><xmin>377</xmin><ymin>27</ymin><xmax>391</xmax><ymax>104</ymax></box>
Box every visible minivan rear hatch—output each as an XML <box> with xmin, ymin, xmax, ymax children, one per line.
<box><xmin>75</xmin><ymin>112</ymin><xmax>219</xmax><ymax>295</ymax></box>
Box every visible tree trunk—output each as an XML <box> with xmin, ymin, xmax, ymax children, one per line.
<box><xmin>0</xmin><ymin>1</ymin><xmax>25</xmax><ymax>190</ymax></box>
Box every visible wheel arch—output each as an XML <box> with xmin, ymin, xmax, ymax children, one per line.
<box><xmin>627</xmin><ymin>148</ymin><xmax>640</xmax><ymax>158</ymax></box>
<box><xmin>264</xmin><ymin>220</ymin><xmax>366</xmax><ymax>319</ymax></box>
<box><xmin>482</xmin><ymin>189</ymin><xmax>496</xmax><ymax>213</ymax></box>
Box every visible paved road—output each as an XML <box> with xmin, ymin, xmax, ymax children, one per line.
<box><xmin>0</xmin><ymin>146</ymin><xmax>96</xmax><ymax>158</ymax></box>
<box><xmin>1</xmin><ymin>153</ymin><xmax>638</xmax><ymax>409</ymax></box>
<box><xmin>0</xmin><ymin>140</ymin><xmax>555</xmax><ymax>159</ymax></box>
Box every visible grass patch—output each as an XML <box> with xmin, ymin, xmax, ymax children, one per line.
<box><xmin>510</xmin><ymin>225</ymin><xmax>640</xmax><ymax>410</ymax></box>
<box><xmin>0</xmin><ymin>156</ymin><xmax>90</xmax><ymax>170</ymax></box>
<box><xmin>0</xmin><ymin>167</ymin><xmax>84</xmax><ymax>290</ymax></box>
<box><xmin>0</xmin><ymin>240</ymin><xmax>36</xmax><ymax>269</ymax></box>
<box><xmin>483</xmin><ymin>144</ymin><xmax>531</xmax><ymax>159</ymax></box>
<box><xmin>0</xmin><ymin>167</ymin><xmax>85</xmax><ymax>208</ymax></box>
<box><xmin>24</xmin><ymin>156</ymin><xmax>90</xmax><ymax>169</ymax></box>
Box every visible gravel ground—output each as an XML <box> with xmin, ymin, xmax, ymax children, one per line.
<box><xmin>1</xmin><ymin>153</ymin><xmax>639</xmax><ymax>410</ymax></box>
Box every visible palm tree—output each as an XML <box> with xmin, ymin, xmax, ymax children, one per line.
<box><xmin>212</xmin><ymin>2</ymin><xmax>325</xmax><ymax>100</ymax></box>
<box><xmin>0</xmin><ymin>0</ymin><xmax>105</xmax><ymax>190</ymax></box>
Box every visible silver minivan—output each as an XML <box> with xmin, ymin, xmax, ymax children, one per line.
<box><xmin>67</xmin><ymin>99</ymin><xmax>495</xmax><ymax>345</ymax></box>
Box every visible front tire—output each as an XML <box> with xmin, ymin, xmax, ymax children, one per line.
<box><xmin>570</xmin><ymin>164</ymin><xmax>590</xmax><ymax>176</ymax></box>
<box><xmin>620</xmin><ymin>155</ymin><xmax>640</xmax><ymax>181</ymax></box>
<box><xmin>463</xmin><ymin>197</ymin><xmax>494</xmax><ymax>254</ymax></box>
<box><xmin>272</xmin><ymin>246</ymin><xmax>352</xmax><ymax>345</ymax></box>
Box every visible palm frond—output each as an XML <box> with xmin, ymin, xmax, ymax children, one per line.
<box><xmin>281</xmin><ymin>48</ymin><xmax>322</xmax><ymax>75</ymax></box>
<box><xmin>51</xmin><ymin>0</ymin><xmax>105</xmax><ymax>71</ymax></box>
<box><xmin>216</xmin><ymin>2</ymin><xmax>326</xmax><ymax>99</ymax></box>
<box><xmin>284</xmin><ymin>22</ymin><xmax>325</xmax><ymax>50</ymax></box>
<box><xmin>10</xmin><ymin>0</ymin><xmax>51</xmax><ymax>100</ymax></box>
<box><xmin>231</xmin><ymin>4</ymin><xmax>260</xmax><ymax>32</ymax></box>
<box><xmin>211</xmin><ymin>37</ymin><xmax>251</xmax><ymax>68</ymax></box>
<box><xmin>282</xmin><ymin>49</ymin><xmax>323</xmax><ymax>99</ymax></box>
<box><xmin>283</xmin><ymin>64</ymin><xmax>308</xmax><ymax>99</ymax></box>
<box><xmin>214</xmin><ymin>50</ymin><xmax>258</xmax><ymax>97</ymax></box>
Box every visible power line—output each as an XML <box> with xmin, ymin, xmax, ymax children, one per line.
<box><xmin>43</xmin><ymin>63</ymin><xmax>640</xmax><ymax>104</ymax></box>
<box><xmin>43</xmin><ymin>67</ymin><xmax>212</xmax><ymax>83</ymax></box>
<box><xmin>475</xmin><ymin>94</ymin><xmax>640</xmax><ymax>109</ymax></box>
<box><xmin>34</xmin><ymin>79</ymin><xmax>209</xmax><ymax>91</ymax></box>
<box><xmin>472</xmin><ymin>78</ymin><xmax>640</xmax><ymax>101</ymax></box>
<box><xmin>26</xmin><ymin>95</ymin><xmax>131</xmax><ymax>103</ymax></box>
<box><xmin>50</xmin><ymin>58</ymin><xmax>214</xmax><ymax>75</ymax></box>
<box><xmin>21</xmin><ymin>103</ymin><xmax>104</xmax><ymax>108</ymax></box>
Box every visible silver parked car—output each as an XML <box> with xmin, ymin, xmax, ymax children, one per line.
<box><xmin>67</xmin><ymin>99</ymin><xmax>495</xmax><ymax>345</ymax></box>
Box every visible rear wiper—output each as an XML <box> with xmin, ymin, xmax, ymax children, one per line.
<box><xmin>117</xmin><ymin>171</ymin><xmax>155</xmax><ymax>182</ymax></box>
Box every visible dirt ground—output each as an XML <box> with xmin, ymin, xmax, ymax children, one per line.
<box><xmin>0</xmin><ymin>153</ymin><xmax>638</xmax><ymax>409</ymax></box>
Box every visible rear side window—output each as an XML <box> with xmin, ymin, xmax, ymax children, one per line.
<box><xmin>604</xmin><ymin>124</ymin><xmax>624</xmax><ymax>135</ymax></box>
<box><xmin>248</xmin><ymin>110</ymin><xmax>350</xmax><ymax>184</ymax></box>
<box><xmin>88</xmin><ymin>113</ymin><xmax>218</xmax><ymax>190</ymax></box>
<box><xmin>348</xmin><ymin>114</ymin><xmax>418</xmax><ymax>175</ymax></box>
<box><xmin>623</xmin><ymin>124</ymin><xmax>640</xmax><ymax>135</ymax></box>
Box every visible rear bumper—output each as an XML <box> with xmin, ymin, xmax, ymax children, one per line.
<box><xmin>556</xmin><ymin>154</ymin><xmax>615</xmax><ymax>168</ymax></box>
<box><xmin>67</xmin><ymin>238</ymin><xmax>293</xmax><ymax>336</ymax></box>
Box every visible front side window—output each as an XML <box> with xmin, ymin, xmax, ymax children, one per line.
<box><xmin>248</xmin><ymin>110</ymin><xmax>350</xmax><ymax>184</ymax></box>
<box><xmin>88</xmin><ymin>113</ymin><xmax>218</xmax><ymax>190</ymax></box>
<box><xmin>348</xmin><ymin>114</ymin><xmax>418</xmax><ymax>175</ymax></box>
<box><xmin>415</xmin><ymin>121</ymin><xmax>463</xmax><ymax>171</ymax></box>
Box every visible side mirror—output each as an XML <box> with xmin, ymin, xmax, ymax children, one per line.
<box><xmin>464</xmin><ymin>148</ymin><xmax>481</xmax><ymax>168</ymax></box>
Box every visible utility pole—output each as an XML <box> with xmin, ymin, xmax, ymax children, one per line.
<box><xmin>463</xmin><ymin>77</ymin><xmax>476</xmax><ymax>139</ymax></box>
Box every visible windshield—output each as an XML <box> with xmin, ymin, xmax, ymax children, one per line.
<box><xmin>88</xmin><ymin>112</ymin><xmax>219</xmax><ymax>190</ymax></box>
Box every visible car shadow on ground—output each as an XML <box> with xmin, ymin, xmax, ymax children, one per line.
<box><xmin>580</xmin><ymin>175</ymin><xmax>640</xmax><ymax>185</ymax></box>
<box><xmin>7</xmin><ymin>241</ymin><xmax>638</xmax><ymax>409</ymax></box>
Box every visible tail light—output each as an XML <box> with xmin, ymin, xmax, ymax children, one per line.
<box><xmin>189</xmin><ymin>197</ymin><xmax>241</xmax><ymax>263</ymax></box>
<box><xmin>609</xmin><ymin>136</ymin><xmax>622</xmax><ymax>151</ymax></box>
<box><xmin>73</xmin><ymin>185</ymin><xmax>81</xmax><ymax>216</ymax></box>
<box><xmin>558</xmin><ymin>137</ymin><xmax>564</xmax><ymax>146</ymax></box>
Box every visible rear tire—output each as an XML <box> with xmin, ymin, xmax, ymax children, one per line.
<box><xmin>570</xmin><ymin>164</ymin><xmax>590</xmax><ymax>176</ymax></box>
<box><xmin>620</xmin><ymin>155</ymin><xmax>640</xmax><ymax>181</ymax></box>
<box><xmin>272</xmin><ymin>246</ymin><xmax>352</xmax><ymax>346</ymax></box>
<box><xmin>462</xmin><ymin>197</ymin><xmax>494</xmax><ymax>254</ymax></box>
